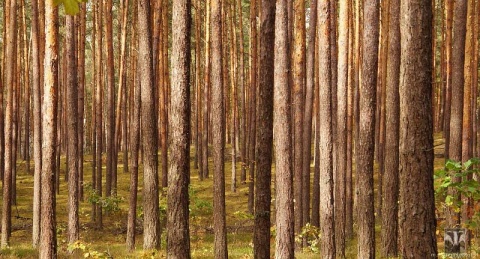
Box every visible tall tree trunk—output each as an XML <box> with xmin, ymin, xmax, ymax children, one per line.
<box><xmin>126</xmin><ymin>9</ymin><xmax>139</xmax><ymax>250</ymax></box>
<box><xmin>247</xmin><ymin>0</ymin><xmax>258</xmax><ymax>214</ymax></box>
<box><xmin>105</xmin><ymin>0</ymin><xmax>115</xmax><ymax>197</ymax></box>
<box><xmin>167</xmin><ymin>0</ymin><xmax>192</xmax><ymax>255</ymax></box>
<box><xmin>160</xmin><ymin>0</ymin><xmax>169</xmax><ymax>188</ymax></box>
<box><xmin>274</xmin><ymin>0</ymin><xmax>294</xmax><ymax>256</ymax></box>
<box><xmin>236</xmin><ymin>0</ymin><xmax>247</xmax><ymax>184</ymax></box>
<box><xmin>335</xmin><ymin>0</ymin><xmax>348</xmax><ymax>256</ymax></box>
<box><xmin>381</xmin><ymin>0</ymin><xmax>399</xmax><ymax>256</ymax></box>
<box><xmin>398</xmin><ymin>0</ymin><xmax>438</xmax><ymax>256</ymax></box>
<box><xmin>293</xmin><ymin>0</ymin><xmax>305</xmax><ymax>238</ymax></box>
<box><xmin>40</xmin><ymin>1</ymin><xmax>58</xmax><ymax>257</ymax></box>
<box><xmin>138</xmin><ymin>0</ymin><xmax>160</xmax><ymax>250</ymax></box>
<box><xmin>443</xmin><ymin>0</ymin><xmax>453</xmax><ymax>158</ymax></box>
<box><xmin>94</xmin><ymin>0</ymin><xmax>103</xmax><ymax>228</ymax></box>
<box><xmin>212</xmin><ymin>0</ymin><xmax>228</xmax><ymax>256</ymax></box>
<box><xmin>253</xmin><ymin>0</ymin><xmax>275</xmax><ymax>255</ymax></box>
<box><xmin>447</xmin><ymin>0</ymin><xmax>467</xmax><ymax>227</ymax></box>
<box><xmin>357</xmin><ymin>0</ymin><xmax>379</xmax><ymax>257</ymax></box>
<box><xmin>202</xmin><ymin>0</ymin><xmax>210</xmax><ymax>180</ymax></box>
<box><xmin>318</xmin><ymin>0</ymin><xmax>335</xmax><ymax>257</ymax></box>
<box><xmin>1</xmin><ymin>0</ymin><xmax>16</xmax><ymax>247</ymax></box>
<box><xmin>302</xmin><ymin>0</ymin><xmax>317</xmax><ymax>232</ymax></box>
<box><xmin>66</xmin><ymin>13</ymin><xmax>79</xmax><ymax>247</ymax></box>
<box><xmin>345</xmin><ymin>0</ymin><xmax>355</xmax><ymax>238</ymax></box>
<box><xmin>31</xmin><ymin>0</ymin><xmax>42</xmax><ymax>247</ymax></box>
<box><xmin>77</xmin><ymin>3</ymin><xmax>86</xmax><ymax>201</ymax></box>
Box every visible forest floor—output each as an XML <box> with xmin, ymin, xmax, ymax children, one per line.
<box><xmin>0</xmin><ymin>133</ymin><xmax>475</xmax><ymax>258</ymax></box>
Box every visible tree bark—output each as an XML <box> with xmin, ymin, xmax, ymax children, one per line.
<box><xmin>447</xmin><ymin>0</ymin><xmax>467</xmax><ymax>227</ymax></box>
<box><xmin>167</xmin><ymin>0</ymin><xmax>192</xmax><ymax>255</ymax></box>
<box><xmin>138</xmin><ymin>0</ymin><xmax>160</xmax><ymax>250</ymax></box>
<box><xmin>381</xmin><ymin>0</ymin><xmax>399</xmax><ymax>256</ymax></box>
<box><xmin>274</xmin><ymin>0</ymin><xmax>294</xmax><ymax>256</ymax></box>
<box><xmin>318</xmin><ymin>0</ymin><xmax>335</xmax><ymax>257</ymax></box>
<box><xmin>211</xmin><ymin>0</ymin><xmax>228</xmax><ymax>256</ymax></box>
<box><xmin>335</xmin><ymin>0</ymin><xmax>348</xmax><ymax>256</ymax></box>
<box><xmin>40</xmin><ymin>1</ymin><xmax>58</xmax><ymax>257</ymax></box>
<box><xmin>66</xmin><ymin>13</ymin><xmax>79</xmax><ymax>247</ymax></box>
<box><xmin>1</xmin><ymin>0</ymin><xmax>16</xmax><ymax>248</ymax></box>
<box><xmin>31</xmin><ymin>0</ymin><xmax>42</xmax><ymax>248</ymax></box>
<box><xmin>357</xmin><ymin>0</ymin><xmax>379</xmax><ymax>257</ymax></box>
<box><xmin>398</xmin><ymin>0</ymin><xmax>438</xmax><ymax>256</ymax></box>
<box><xmin>253</xmin><ymin>0</ymin><xmax>275</xmax><ymax>255</ymax></box>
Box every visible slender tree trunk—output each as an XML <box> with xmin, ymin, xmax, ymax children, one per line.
<box><xmin>66</xmin><ymin>13</ymin><xmax>79</xmax><ymax>248</ymax></box>
<box><xmin>318</xmin><ymin>0</ymin><xmax>335</xmax><ymax>257</ymax></box>
<box><xmin>126</xmin><ymin>8</ymin><xmax>139</xmax><ymax>250</ymax></box>
<box><xmin>211</xmin><ymin>0</ymin><xmax>228</xmax><ymax>255</ymax></box>
<box><xmin>167</xmin><ymin>0</ymin><xmax>192</xmax><ymax>255</ymax></box>
<box><xmin>345</xmin><ymin>0</ymin><xmax>355</xmax><ymax>238</ymax></box>
<box><xmin>335</xmin><ymin>0</ymin><xmax>349</xmax><ymax>256</ymax></box>
<box><xmin>236</xmin><ymin>0</ymin><xmax>247</xmax><ymax>184</ymax></box>
<box><xmin>105</xmin><ymin>0</ymin><xmax>115</xmax><ymax>197</ymax></box>
<box><xmin>357</xmin><ymin>0</ymin><xmax>379</xmax><ymax>257</ymax></box>
<box><xmin>447</xmin><ymin>0</ymin><xmax>467</xmax><ymax>227</ymax></box>
<box><xmin>94</xmin><ymin>0</ymin><xmax>103</xmax><ymax>228</ymax></box>
<box><xmin>40</xmin><ymin>1</ymin><xmax>58</xmax><ymax>257</ymax></box>
<box><xmin>381</xmin><ymin>0</ymin><xmax>399</xmax><ymax>256</ymax></box>
<box><xmin>398</xmin><ymin>0</ymin><xmax>438</xmax><ymax>256</ymax></box>
<box><xmin>293</xmin><ymin>0</ymin><xmax>305</xmax><ymax>238</ymax></box>
<box><xmin>138</xmin><ymin>0</ymin><xmax>160</xmax><ymax>250</ymax></box>
<box><xmin>247</xmin><ymin>0</ymin><xmax>258</xmax><ymax>214</ymax></box>
<box><xmin>444</xmin><ymin>0</ymin><xmax>453</xmax><ymax>158</ymax></box>
<box><xmin>274</xmin><ymin>0</ymin><xmax>294</xmax><ymax>256</ymax></box>
<box><xmin>77</xmin><ymin>3</ymin><xmax>86</xmax><ymax>201</ymax></box>
<box><xmin>1</xmin><ymin>0</ymin><xmax>16</xmax><ymax>247</ymax></box>
<box><xmin>302</xmin><ymin>0</ymin><xmax>317</xmax><ymax>233</ymax></box>
<box><xmin>31</xmin><ymin>0</ymin><xmax>42</xmax><ymax>247</ymax></box>
<box><xmin>160</xmin><ymin>0</ymin><xmax>169</xmax><ymax>188</ymax></box>
<box><xmin>202</xmin><ymin>0</ymin><xmax>210</xmax><ymax>180</ymax></box>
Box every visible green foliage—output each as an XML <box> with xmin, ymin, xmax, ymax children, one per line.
<box><xmin>53</xmin><ymin>0</ymin><xmax>87</xmax><ymax>15</ymax></box>
<box><xmin>435</xmin><ymin>158</ymin><xmax>480</xmax><ymax>220</ymax></box>
<box><xmin>84</xmin><ymin>183</ymin><xmax>124</xmax><ymax>214</ymax></box>
<box><xmin>295</xmin><ymin>223</ymin><xmax>320</xmax><ymax>253</ymax></box>
<box><xmin>67</xmin><ymin>241</ymin><xmax>113</xmax><ymax>259</ymax></box>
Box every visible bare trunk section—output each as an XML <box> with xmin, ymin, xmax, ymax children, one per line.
<box><xmin>274</xmin><ymin>0</ymin><xmax>294</xmax><ymax>255</ymax></box>
<box><xmin>1</xmin><ymin>0</ymin><xmax>16</xmax><ymax>248</ymax></box>
<box><xmin>138</xmin><ymin>0</ymin><xmax>160</xmax><ymax>250</ymax></box>
<box><xmin>253</xmin><ymin>0</ymin><xmax>275</xmax><ymax>256</ymax></box>
<box><xmin>212</xmin><ymin>0</ymin><xmax>228</xmax><ymax>255</ymax></box>
<box><xmin>31</xmin><ymin>0</ymin><xmax>42</xmax><ymax>248</ymax></box>
<box><xmin>318</xmin><ymin>0</ymin><xmax>335</xmax><ymax>257</ymax></box>
<box><xmin>447</xmin><ymin>0</ymin><xmax>467</xmax><ymax>227</ymax></box>
<box><xmin>66</xmin><ymin>13</ymin><xmax>79</xmax><ymax>247</ymax></box>
<box><xmin>381</xmin><ymin>0</ymin><xmax>399</xmax><ymax>256</ymax></box>
<box><xmin>40</xmin><ymin>1</ymin><xmax>58</xmax><ymax>257</ymax></box>
<box><xmin>398</xmin><ymin>0</ymin><xmax>438</xmax><ymax>256</ymax></box>
<box><xmin>167</xmin><ymin>0</ymin><xmax>192</xmax><ymax>255</ymax></box>
<box><xmin>356</xmin><ymin>0</ymin><xmax>379</xmax><ymax>256</ymax></box>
